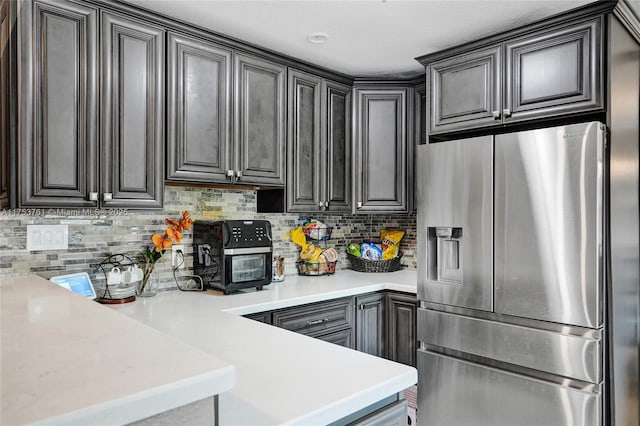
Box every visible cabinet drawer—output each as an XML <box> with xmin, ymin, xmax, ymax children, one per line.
<box><xmin>273</xmin><ymin>297</ymin><xmax>354</xmax><ymax>335</ymax></box>
<box><xmin>311</xmin><ymin>327</ymin><xmax>354</xmax><ymax>349</ymax></box>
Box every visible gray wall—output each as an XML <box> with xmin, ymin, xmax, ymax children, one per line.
<box><xmin>0</xmin><ymin>186</ymin><xmax>416</xmax><ymax>291</ymax></box>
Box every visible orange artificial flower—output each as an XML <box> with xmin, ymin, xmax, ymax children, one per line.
<box><xmin>180</xmin><ymin>211</ymin><xmax>193</xmax><ymax>231</ymax></box>
<box><xmin>152</xmin><ymin>233</ymin><xmax>173</xmax><ymax>252</ymax></box>
<box><xmin>166</xmin><ymin>226</ymin><xmax>183</xmax><ymax>243</ymax></box>
<box><xmin>165</xmin><ymin>217</ymin><xmax>183</xmax><ymax>232</ymax></box>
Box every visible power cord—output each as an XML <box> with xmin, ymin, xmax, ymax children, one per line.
<box><xmin>172</xmin><ymin>249</ymin><xmax>204</xmax><ymax>291</ymax></box>
<box><xmin>200</xmin><ymin>246</ymin><xmax>220</xmax><ymax>283</ymax></box>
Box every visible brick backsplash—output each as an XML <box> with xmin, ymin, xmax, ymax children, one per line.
<box><xmin>0</xmin><ymin>187</ymin><xmax>416</xmax><ymax>290</ymax></box>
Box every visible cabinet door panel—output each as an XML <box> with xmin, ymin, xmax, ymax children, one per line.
<box><xmin>356</xmin><ymin>293</ymin><xmax>385</xmax><ymax>357</ymax></box>
<box><xmin>0</xmin><ymin>0</ymin><xmax>7</xmax><ymax>207</ymax></box>
<box><xmin>505</xmin><ymin>17</ymin><xmax>602</xmax><ymax>122</ymax></box>
<box><xmin>429</xmin><ymin>45</ymin><xmax>501</xmax><ymax>134</ymax></box>
<box><xmin>323</xmin><ymin>80</ymin><xmax>351</xmax><ymax>212</ymax></box>
<box><xmin>386</xmin><ymin>293</ymin><xmax>417</xmax><ymax>367</ymax></box>
<box><xmin>287</xmin><ymin>69</ymin><xmax>322</xmax><ymax>212</ymax></box>
<box><xmin>101</xmin><ymin>12</ymin><xmax>164</xmax><ymax>208</ymax></box>
<box><xmin>234</xmin><ymin>54</ymin><xmax>286</xmax><ymax>186</ymax></box>
<box><xmin>166</xmin><ymin>32</ymin><xmax>231</xmax><ymax>182</ymax></box>
<box><xmin>355</xmin><ymin>89</ymin><xmax>408</xmax><ymax>212</ymax></box>
<box><xmin>19</xmin><ymin>0</ymin><xmax>98</xmax><ymax>207</ymax></box>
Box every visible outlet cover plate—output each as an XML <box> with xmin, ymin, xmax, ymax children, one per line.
<box><xmin>27</xmin><ymin>225</ymin><xmax>69</xmax><ymax>251</ymax></box>
<box><xmin>172</xmin><ymin>245</ymin><xmax>185</xmax><ymax>269</ymax></box>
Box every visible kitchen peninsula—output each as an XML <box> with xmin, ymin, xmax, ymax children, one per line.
<box><xmin>1</xmin><ymin>270</ymin><xmax>417</xmax><ymax>425</ymax></box>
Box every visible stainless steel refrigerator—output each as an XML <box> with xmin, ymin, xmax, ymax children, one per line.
<box><xmin>416</xmin><ymin>121</ymin><xmax>639</xmax><ymax>425</ymax></box>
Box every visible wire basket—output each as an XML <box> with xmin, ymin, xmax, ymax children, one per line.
<box><xmin>303</xmin><ymin>226</ymin><xmax>333</xmax><ymax>241</ymax></box>
<box><xmin>296</xmin><ymin>260</ymin><xmax>338</xmax><ymax>276</ymax></box>
<box><xmin>346</xmin><ymin>251</ymin><xmax>403</xmax><ymax>273</ymax></box>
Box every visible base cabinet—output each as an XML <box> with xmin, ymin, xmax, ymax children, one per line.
<box><xmin>355</xmin><ymin>293</ymin><xmax>385</xmax><ymax>357</ymax></box>
<box><xmin>245</xmin><ymin>291</ymin><xmax>417</xmax><ymax>366</ymax></box>
<box><xmin>386</xmin><ymin>293</ymin><xmax>418</xmax><ymax>367</ymax></box>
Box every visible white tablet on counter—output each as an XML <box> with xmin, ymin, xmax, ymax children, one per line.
<box><xmin>50</xmin><ymin>272</ymin><xmax>97</xmax><ymax>300</ymax></box>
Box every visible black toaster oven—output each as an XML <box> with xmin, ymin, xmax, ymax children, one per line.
<box><xmin>193</xmin><ymin>220</ymin><xmax>272</xmax><ymax>294</ymax></box>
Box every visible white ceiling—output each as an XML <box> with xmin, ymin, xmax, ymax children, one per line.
<box><xmin>125</xmin><ymin>0</ymin><xmax>609</xmax><ymax>77</ymax></box>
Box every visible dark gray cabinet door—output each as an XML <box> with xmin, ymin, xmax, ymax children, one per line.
<box><xmin>0</xmin><ymin>0</ymin><xmax>13</xmax><ymax>208</ymax></box>
<box><xmin>354</xmin><ymin>88</ymin><xmax>409</xmax><ymax>213</ymax></box>
<box><xmin>429</xmin><ymin>45</ymin><xmax>502</xmax><ymax>134</ymax></box>
<box><xmin>504</xmin><ymin>17</ymin><xmax>603</xmax><ymax>122</ymax></box>
<box><xmin>386</xmin><ymin>292</ymin><xmax>417</xmax><ymax>367</ymax></box>
<box><xmin>19</xmin><ymin>0</ymin><xmax>98</xmax><ymax>208</ymax></box>
<box><xmin>234</xmin><ymin>53</ymin><xmax>286</xmax><ymax>186</ymax></box>
<box><xmin>287</xmin><ymin>69</ymin><xmax>322</xmax><ymax>212</ymax></box>
<box><xmin>322</xmin><ymin>80</ymin><xmax>352</xmax><ymax>212</ymax></box>
<box><xmin>101</xmin><ymin>12</ymin><xmax>164</xmax><ymax>208</ymax></box>
<box><xmin>356</xmin><ymin>293</ymin><xmax>385</xmax><ymax>357</ymax></box>
<box><xmin>166</xmin><ymin>32</ymin><xmax>232</xmax><ymax>183</ymax></box>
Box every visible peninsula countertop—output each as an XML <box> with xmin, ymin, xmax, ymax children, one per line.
<box><xmin>113</xmin><ymin>269</ymin><xmax>418</xmax><ymax>425</ymax></box>
<box><xmin>0</xmin><ymin>275</ymin><xmax>235</xmax><ymax>425</ymax></box>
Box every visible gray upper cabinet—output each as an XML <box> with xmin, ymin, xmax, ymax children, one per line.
<box><xmin>425</xmin><ymin>17</ymin><xmax>603</xmax><ymax>135</ymax></box>
<box><xmin>166</xmin><ymin>32</ymin><xmax>232</xmax><ymax>183</ymax></box>
<box><xmin>287</xmin><ymin>70</ymin><xmax>351</xmax><ymax>213</ymax></box>
<box><xmin>234</xmin><ymin>53</ymin><xmax>286</xmax><ymax>186</ymax></box>
<box><xmin>504</xmin><ymin>17</ymin><xmax>602</xmax><ymax>122</ymax></box>
<box><xmin>101</xmin><ymin>12</ymin><xmax>164</xmax><ymax>208</ymax></box>
<box><xmin>287</xmin><ymin>69</ymin><xmax>322</xmax><ymax>211</ymax></box>
<box><xmin>18</xmin><ymin>0</ymin><xmax>98</xmax><ymax>208</ymax></box>
<box><xmin>355</xmin><ymin>292</ymin><xmax>385</xmax><ymax>357</ymax></box>
<box><xmin>354</xmin><ymin>87</ymin><xmax>410</xmax><ymax>213</ymax></box>
<box><xmin>429</xmin><ymin>45</ymin><xmax>502</xmax><ymax>134</ymax></box>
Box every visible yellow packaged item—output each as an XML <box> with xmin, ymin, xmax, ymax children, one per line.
<box><xmin>380</xmin><ymin>229</ymin><xmax>405</xmax><ymax>260</ymax></box>
<box><xmin>289</xmin><ymin>227</ymin><xmax>322</xmax><ymax>262</ymax></box>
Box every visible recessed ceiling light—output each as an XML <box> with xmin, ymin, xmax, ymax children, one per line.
<box><xmin>308</xmin><ymin>32</ymin><xmax>329</xmax><ymax>44</ymax></box>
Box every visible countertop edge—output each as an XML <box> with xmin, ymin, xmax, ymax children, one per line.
<box><xmin>32</xmin><ymin>366</ymin><xmax>236</xmax><ymax>426</ymax></box>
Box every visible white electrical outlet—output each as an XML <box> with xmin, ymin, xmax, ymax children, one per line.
<box><xmin>27</xmin><ymin>225</ymin><xmax>68</xmax><ymax>251</ymax></box>
<box><xmin>172</xmin><ymin>245</ymin><xmax>185</xmax><ymax>269</ymax></box>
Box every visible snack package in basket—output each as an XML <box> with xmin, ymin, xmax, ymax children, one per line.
<box><xmin>361</xmin><ymin>242</ymin><xmax>382</xmax><ymax>260</ymax></box>
<box><xmin>380</xmin><ymin>229</ymin><xmax>405</xmax><ymax>260</ymax></box>
<box><xmin>289</xmin><ymin>227</ymin><xmax>322</xmax><ymax>261</ymax></box>
<box><xmin>302</xmin><ymin>218</ymin><xmax>330</xmax><ymax>240</ymax></box>
<box><xmin>347</xmin><ymin>243</ymin><xmax>361</xmax><ymax>257</ymax></box>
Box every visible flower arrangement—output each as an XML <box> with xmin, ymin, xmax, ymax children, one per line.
<box><xmin>138</xmin><ymin>211</ymin><xmax>194</xmax><ymax>293</ymax></box>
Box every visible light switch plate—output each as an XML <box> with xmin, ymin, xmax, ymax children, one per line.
<box><xmin>27</xmin><ymin>225</ymin><xmax>69</xmax><ymax>251</ymax></box>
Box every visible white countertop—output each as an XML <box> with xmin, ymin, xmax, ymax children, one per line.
<box><xmin>113</xmin><ymin>269</ymin><xmax>418</xmax><ymax>426</ymax></box>
<box><xmin>0</xmin><ymin>275</ymin><xmax>235</xmax><ymax>425</ymax></box>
